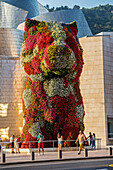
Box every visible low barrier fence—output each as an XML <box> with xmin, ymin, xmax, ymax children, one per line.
<box><xmin>0</xmin><ymin>139</ymin><xmax>113</xmax><ymax>164</ymax></box>
<box><xmin>0</xmin><ymin>138</ymin><xmax>102</xmax><ymax>150</ymax></box>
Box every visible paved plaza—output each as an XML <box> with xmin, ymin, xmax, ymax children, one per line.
<box><xmin>0</xmin><ymin>149</ymin><xmax>112</xmax><ymax>164</ymax></box>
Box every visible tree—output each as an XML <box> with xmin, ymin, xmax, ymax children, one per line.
<box><xmin>73</xmin><ymin>5</ymin><xmax>80</xmax><ymax>9</ymax></box>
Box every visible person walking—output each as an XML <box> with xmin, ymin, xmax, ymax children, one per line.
<box><xmin>87</xmin><ymin>132</ymin><xmax>93</xmax><ymax>146</ymax></box>
<box><xmin>75</xmin><ymin>130</ymin><xmax>86</xmax><ymax>154</ymax></box>
<box><xmin>10</xmin><ymin>135</ymin><xmax>15</xmax><ymax>153</ymax></box>
<box><xmin>14</xmin><ymin>137</ymin><xmax>20</xmax><ymax>153</ymax></box>
<box><xmin>92</xmin><ymin>133</ymin><xmax>96</xmax><ymax>149</ymax></box>
<box><xmin>37</xmin><ymin>132</ymin><xmax>44</xmax><ymax>156</ymax></box>
<box><xmin>57</xmin><ymin>132</ymin><xmax>63</xmax><ymax>150</ymax></box>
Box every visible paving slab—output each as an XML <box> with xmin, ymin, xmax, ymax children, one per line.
<box><xmin>0</xmin><ymin>149</ymin><xmax>112</xmax><ymax>165</ymax></box>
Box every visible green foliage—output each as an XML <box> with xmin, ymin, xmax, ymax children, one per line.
<box><xmin>23</xmin><ymin>32</ymin><xmax>27</xmax><ymax>41</ymax></box>
<box><xmin>73</xmin><ymin>5</ymin><xmax>80</xmax><ymax>9</ymax></box>
<box><xmin>45</xmin><ymin>4</ymin><xmax>113</xmax><ymax>35</ymax></box>
<box><xmin>45</xmin><ymin>121</ymin><xmax>54</xmax><ymax>134</ymax></box>
<box><xmin>26</xmin><ymin>19</ymin><xmax>38</xmax><ymax>28</ymax></box>
<box><xmin>26</xmin><ymin>78</ymin><xmax>32</xmax><ymax>89</ymax></box>
<box><xmin>82</xmin><ymin>4</ymin><xmax>113</xmax><ymax>34</ymax></box>
<box><xmin>6</xmin><ymin>143</ymin><xmax>10</xmax><ymax>149</ymax></box>
<box><xmin>45</xmin><ymin>4</ymin><xmax>71</xmax><ymax>12</ymax></box>
<box><xmin>29</xmin><ymin>27</ymin><xmax>37</xmax><ymax>35</ymax></box>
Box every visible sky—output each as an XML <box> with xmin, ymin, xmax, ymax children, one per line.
<box><xmin>38</xmin><ymin>0</ymin><xmax>113</xmax><ymax>8</ymax></box>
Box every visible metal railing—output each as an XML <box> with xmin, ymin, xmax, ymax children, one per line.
<box><xmin>0</xmin><ymin>138</ymin><xmax>102</xmax><ymax>151</ymax></box>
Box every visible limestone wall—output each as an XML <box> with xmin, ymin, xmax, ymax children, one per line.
<box><xmin>103</xmin><ymin>33</ymin><xmax>113</xmax><ymax>145</ymax></box>
<box><xmin>79</xmin><ymin>36</ymin><xmax>106</xmax><ymax>146</ymax></box>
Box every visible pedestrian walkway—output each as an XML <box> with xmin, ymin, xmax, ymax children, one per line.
<box><xmin>0</xmin><ymin>149</ymin><xmax>112</xmax><ymax>164</ymax></box>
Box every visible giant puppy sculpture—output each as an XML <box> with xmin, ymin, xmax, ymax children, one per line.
<box><xmin>20</xmin><ymin>19</ymin><xmax>85</xmax><ymax>148</ymax></box>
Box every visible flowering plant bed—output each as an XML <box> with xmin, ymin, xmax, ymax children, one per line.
<box><xmin>20</xmin><ymin>19</ymin><xmax>85</xmax><ymax>148</ymax></box>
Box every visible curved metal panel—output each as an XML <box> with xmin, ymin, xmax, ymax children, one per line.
<box><xmin>38</xmin><ymin>2</ymin><xmax>49</xmax><ymax>15</ymax></box>
<box><xmin>34</xmin><ymin>9</ymin><xmax>93</xmax><ymax>38</ymax></box>
<box><xmin>0</xmin><ymin>28</ymin><xmax>24</xmax><ymax>56</ymax></box>
<box><xmin>0</xmin><ymin>55</ymin><xmax>28</xmax><ymax>138</ymax></box>
<box><xmin>0</xmin><ymin>2</ymin><xmax>28</xmax><ymax>28</ymax></box>
<box><xmin>18</xmin><ymin>9</ymin><xmax>92</xmax><ymax>38</ymax></box>
<box><xmin>1</xmin><ymin>0</ymin><xmax>39</xmax><ymax>18</ymax></box>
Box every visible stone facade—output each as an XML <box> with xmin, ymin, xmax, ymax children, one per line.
<box><xmin>79</xmin><ymin>32</ymin><xmax>113</xmax><ymax>146</ymax></box>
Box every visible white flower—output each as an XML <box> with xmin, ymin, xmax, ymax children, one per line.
<box><xmin>29</xmin><ymin>122</ymin><xmax>41</xmax><ymax>138</ymax></box>
<box><xmin>30</xmin><ymin>73</ymin><xmax>45</xmax><ymax>82</ymax></box>
<box><xmin>44</xmin><ymin>78</ymin><xmax>73</xmax><ymax>97</ymax></box>
<box><xmin>55</xmin><ymin>54</ymin><xmax>68</xmax><ymax>69</ymax></box>
<box><xmin>76</xmin><ymin>104</ymin><xmax>84</xmax><ymax>122</ymax></box>
<box><xmin>67</xmin><ymin>51</ymin><xmax>76</xmax><ymax>69</ymax></box>
<box><xmin>23</xmin><ymin>89</ymin><xmax>32</xmax><ymax>108</ymax></box>
<box><xmin>47</xmin><ymin>21</ymin><xmax>66</xmax><ymax>46</ymax></box>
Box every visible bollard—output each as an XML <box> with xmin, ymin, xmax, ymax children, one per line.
<box><xmin>31</xmin><ymin>151</ymin><xmax>35</xmax><ymax>160</ymax></box>
<box><xmin>84</xmin><ymin>148</ymin><xmax>88</xmax><ymax>157</ymax></box>
<box><xmin>58</xmin><ymin>149</ymin><xmax>62</xmax><ymax>159</ymax></box>
<box><xmin>109</xmin><ymin>147</ymin><xmax>112</xmax><ymax>156</ymax></box>
<box><xmin>1</xmin><ymin>152</ymin><xmax>5</xmax><ymax>163</ymax></box>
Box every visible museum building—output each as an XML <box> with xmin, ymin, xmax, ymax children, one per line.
<box><xmin>0</xmin><ymin>0</ymin><xmax>113</xmax><ymax>147</ymax></box>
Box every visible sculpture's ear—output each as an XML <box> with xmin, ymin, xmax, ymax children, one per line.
<box><xmin>24</xmin><ymin>19</ymin><xmax>39</xmax><ymax>32</ymax></box>
<box><xmin>68</xmin><ymin>21</ymin><xmax>78</xmax><ymax>36</ymax></box>
<box><xmin>62</xmin><ymin>21</ymin><xmax>78</xmax><ymax>38</ymax></box>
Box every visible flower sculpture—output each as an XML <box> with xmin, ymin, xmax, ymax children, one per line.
<box><xmin>20</xmin><ymin>19</ymin><xmax>85</xmax><ymax>148</ymax></box>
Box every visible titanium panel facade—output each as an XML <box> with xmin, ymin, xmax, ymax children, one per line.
<box><xmin>35</xmin><ymin>9</ymin><xmax>93</xmax><ymax>38</ymax></box>
<box><xmin>0</xmin><ymin>28</ymin><xmax>24</xmax><ymax>56</ymax></box>
<box><xmin>18</xmin><ymin>9</ymin><xmax>93</xmax><ymax>38</ymax></box>
<box><xmin>0</xmin><ymin>1</ymin><xmax>28</xmax><ymax>28</ymax></box>
<box><xmin>38</xmin><ymin>2</ymin><xmax>49</xmax><ymax>15</ymax></box>
<box><xmin>0</xmin><ymin>0</ymin><xmax>39</xmax><ymax>18</ymax></box>
<box><xmin>0</xmin><ymin>28</ymin><xmax>27</xmax><ymax>138</ymax></box>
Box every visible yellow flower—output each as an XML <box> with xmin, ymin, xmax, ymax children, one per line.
<box><xmin>36</xmin><ymin>21</ymin><xmax>48</xmax><ymax>33</ymax></box>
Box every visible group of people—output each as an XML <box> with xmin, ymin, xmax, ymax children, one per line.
<box><xmin>1</xmin><ymin>131</ymin><xmax>95</xmax><ymax>155</ymax></box>
<box><xmin>88</xmin><ymin>132</ymin><xmax>96</xmax><ymax>149</ymax></box>
<box><xmin>57</xmin><ymin>131</ymin><xmax>96</xmax><ymax>155</ymax></box>
<box><xmin>10</xmin><ymin>133</ymin><xmax>44</xmax><ymax>155</ymax></box>
<box><xmin>75</xmin><ymin>131</ymin><xmax>96</xmax><ymax>154</ymax></box>
<box><xmin>10</xmin><ymin>135</ymin><xmax>20</xmax><ymax>153</ymax></box>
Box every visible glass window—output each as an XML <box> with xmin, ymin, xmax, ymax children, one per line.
<box><xmin>108</xmin><ymin>118</ymin><xmax>113</xmax><ymax>138</ymax></box>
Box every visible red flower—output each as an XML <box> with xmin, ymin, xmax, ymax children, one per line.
<box><xmin>24</xmin><ymin>62</ymin><xmax>34</xmax><ymax>75</ymax></box>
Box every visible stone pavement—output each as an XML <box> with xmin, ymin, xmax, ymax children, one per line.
<box><xmin>0</xmin><ymin>149</ymin><xmax>112</xmax><ymax>164</ymax></box>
